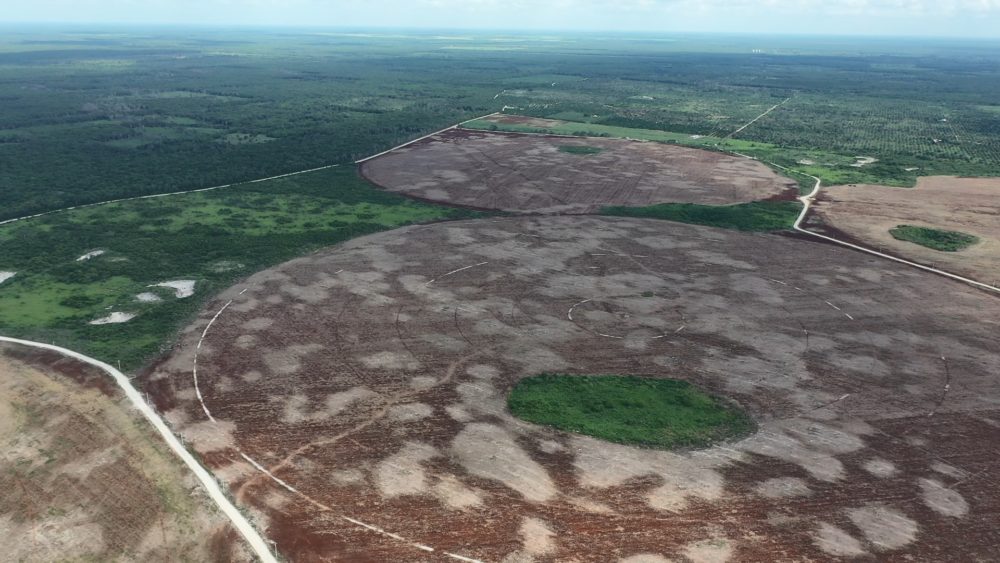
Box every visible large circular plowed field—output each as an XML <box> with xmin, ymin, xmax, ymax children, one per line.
<box><xmin>145</xmin><ymin>216</ymin><xmax>1000</xmax><ymax>562</ymax></box>
<box><xmin>359</xmin><ymin>129</ymin><xmax>799</xmax><ymax>214</ymax></box>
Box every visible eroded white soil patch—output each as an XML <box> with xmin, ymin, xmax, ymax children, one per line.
<box><xmin>76</xmin><ymin>249</ymin><xmax>105</xmax><ymax>261</ymax></box>
<box><xmin>150</xmin><ymin>279</ymin><xmax>197</xmax><ymax>298</ymax></box>
<box><xmin>88</xmin><ymin>311</ymin><xmax>136</xmax><ymax>325</ymax></box>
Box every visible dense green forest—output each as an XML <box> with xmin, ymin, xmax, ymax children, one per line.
<box><xmin>3</xmin><ymin>28</ymin><xmax>1000</xmax><ymax>220</ymax></box>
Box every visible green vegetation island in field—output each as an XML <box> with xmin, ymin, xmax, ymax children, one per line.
<box><xmin>601</xmin><ymin>200</ymin><xmax>802</xmax><ymax>232</ymax></box>
<box><xmin>558</xmin><ymin>145</ymin><xmax>604</xmax><ymax>155</ymax></box>
<box><xmin>889</xmin><ymin>225</ymin><xmax>980</xmax><ymax>252</ymax></box>
<box><xmin>508</xmin><ymin>374</ymin><xmax>755</xmax><ymax>449</ymax></box>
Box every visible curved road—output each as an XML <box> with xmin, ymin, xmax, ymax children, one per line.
<box><xmin>0</xmin><ymin>336</ymin><xmax>279</xmax><ymax>563</ymax></box>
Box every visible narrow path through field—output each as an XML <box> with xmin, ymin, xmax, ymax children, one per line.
<box><xmin>723</xmin><ymin>97</ymin><xmax>791</xmax><ymax>139</ymax></box>
<box><xmin>0</xmin><ymin>336</ymin><xmax>279</xmax><ymax>563</ymax></box>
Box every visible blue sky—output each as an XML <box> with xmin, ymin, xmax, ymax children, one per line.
<box><xmin>5</xmin><ymin>0</ymin><xmax>1000</xmax><ymax>38</ymax></box>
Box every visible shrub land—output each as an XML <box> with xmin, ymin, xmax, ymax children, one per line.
<box><xmin>507</xmin><ymin>373</ymin><xmax>755</xmax><ymax>449</ymax></box>
<box><xmin>0</xmin><ymin>167</ymin><xmax>482</xmax><ymax>368</ymax></box>
<box><xmin>889</xmin><ymin>224</ymin><xmax>980</xmax><ymax>251</ymax></box>
<box><xmin>601</xmin><ymin>200</ymin><xmax>802</xmax><ymax>231</ymax></box>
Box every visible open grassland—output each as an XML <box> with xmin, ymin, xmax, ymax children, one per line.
<box><xmin>508</xmin><ymin>374</ymin><xmax>755</xmax><ymax>449</ymax></box>
<box><xmin>602</xmin><ymin>200</ymin><xmax>802</xmax><ymax>232</ymax></box>
<box><xmin>0</xmin><ymin>343</ymin><xmax>250</xmax><ymax>562</ymax></box>
<box><xmin>889</xmin><ymin>225</ymin><xmax>980</xmax><ymax>252</ymax></box>
<box><xmin>0</xmin><ymin>167</ymin><xmax>481</xmax><ymax>369</ymax></box>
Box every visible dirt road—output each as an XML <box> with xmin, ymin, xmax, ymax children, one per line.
<box><xmin>0</xmin><ymin>336</ymin><xmax>278</xmax><ymax>563</ymax></box>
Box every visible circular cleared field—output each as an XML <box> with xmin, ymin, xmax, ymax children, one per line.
<box><xmin>507</xmin><ymin>374</ymin><xmax>755</xmax><ymax>449</ymax></box>
<box><xmin>359</xmin><ymin>128</ymin><xmax>799</xmax><ymax>214</ymax></box>
<box><xmin>146</xmin><ymin>216</ymin><xmax>1000</xmax><ymax>562</ymax></box>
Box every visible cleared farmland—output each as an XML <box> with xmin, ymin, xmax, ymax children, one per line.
<box><xmin>812</xmin><ymin>176</ymin><xmax>1000</xmax><ymax>283</ymax></box>
<box><xmin>359</xmin><ymin>128</ymin><xmax>798</xmax><ymax>214</ymax></box>
<box><xmin>0</xmin><ymin>343</ymin><xmax>251</xmax><ymax>562</ymax></box>
<box><xmin>145</xmin><ymin>216</ymin><xmax>1000</xmax><ymax>561</ymax></box>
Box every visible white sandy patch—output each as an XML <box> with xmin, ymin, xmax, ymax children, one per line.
<box><xmin>850</xmin><ymin>156</ymin><xmax>878</xmax><ymax>168</ymax></box>
<box><xmin>135</xmin><ymin>292</ymin><xmax>162</xmax><ymax>303</ymax></box>
<box><xmin>150</xmin><ymin>279</ymin><xmax>196</xmax><ymax>298</ymax></box>
<box><xmin>451</xmin><ymin>423</ymin><xmax>556</xmax><ymax>502</ymax></box>
<box><xmin>433</xmin><ymin>474</ymin><xmax>483</xmax><ymax>510</ymax></box>
<box><xmin>930</xmin><ymin>461</ymin><xmax>966</xmax><ymax>479</ymax></box>
<box><xmin>76</xmin><ymin>249</ymin><xmax>105</xmax><ymax>261</ymax></box>
<box><xmin>683</xmin><ymin>537</ymin><xmax>732</xmax><ymax>562</ymax></box>
<box><xmin>755</xmin><ymin>477</ymin><xmax>810</xmax><ymax>499</ymax></box>
<box><xmin>181</xmin><ymin>419</ymin><xmax>238</xmax><ymax>453</ymax></box>
<box><xmin>283</xmin><ymin>386</ymin><xmax>377</xmax><ymax>423</ymax></box>
<box><xmin>360</xmin><ymin>350</ymin><xmax>421</xmax><ymax>371</ymax></box>
<box><xmin>814</xmin><ymin>522</ymin><xmax>866</xmax><ymax>557</ymax></box>
<box><xmin>918</xmin><ymin>478</ymin><xmax>968</xmax><ymax>517</ymax></box>
<box><xmin>330</xmin><ymin>468</ymin><xmax>366</xmax><ymax>486</ymax></box>
<box><xmin>863</xmin><ymin>458</ymin><xmax>897</xmax><ymax>478</ymax></box>
<box><xmin>0</xmin><ymin>271</ymin><xmax>15</xmax><ymax>284</ymax></box>
<box><xmin>375</xmin><ymin>442</ymin><xmax>438</xmax><ymax>498</ymax></box>
<box><xmin>388</xmin><ymin>402</ymin><xmax>433</xmax><ymax>423</ymax></box>
<box><xmin>619</xmin><ymin>555</ymin><xmax>672</xmax><ymax>563</ymax></box>
<box><xmin>847</xmin><ymin>505</ymin><xmax>918</xmax><ymax>550</ymax></box>
<box><xmin>88</xmin><ymin>311</ymin><xmax>136</xmax><ymax>325</ymax></box>
<box><xmin>519</xmin><ymin>517</ymin><xmax>556</xmax><ymax>556</ymax></box>
<box><xmin>573</xmin><ymin>435</ymin><xmax>732</xmax><ymax>512</ymax></box>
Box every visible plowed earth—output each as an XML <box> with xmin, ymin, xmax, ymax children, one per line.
<box><xmin>145</xmin><ymin>216</ymin><xmax>1000</xmax><ymax>562</ymax></box>
<box><xmin>359</xmin><ymin>128</ymin><xmax>798</xmax><ymax>214</ymax></box>
<box><xmin>814</xmin><ymin>176</ymin><xmax>1000</xmax><ymax>284</ymax></box>
<box><xmin>0</xmin><ymin>343</ymin><xmax>250</xmax><ymax>563</ymax></box>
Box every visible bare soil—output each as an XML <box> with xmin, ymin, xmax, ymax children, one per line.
<box><xmin>815</xmin><ymin>176</ymin><xmax>1000</xmax><ymax>284</ymax></box>
<box><xmin>145</xmin><ymin>216</ymin><xmax>1000</xmax><ymax>562</ymax></box>
<box><xmin>0</xmin><ymin>344</ymin><xmax>251</xmax><ymax>563</ymax></box>
<box><xmin>359</xmin><ymin>128</ymin><xmax>798</xmax><ymax>214</ymax></box>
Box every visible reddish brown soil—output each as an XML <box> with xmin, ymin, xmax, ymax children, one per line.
<box><xmin>359</xmin><ymin>128</ymin><xmax>798</xmax><ymax>214</ymax></box>
<box><xmin>145</xmin><ymin>216</ymin><xmax>1000</xmax><ymax>562</ymax></box>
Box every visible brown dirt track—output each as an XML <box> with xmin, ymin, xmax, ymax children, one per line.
<box><xmin>0</xmin><ymin>343</ymin><xmax>251</xmax><ymax>563</ymax></box>
<box><xmin>359</xmin><ymin>128</ymin><xmax>798</xmax><ymax>214</ymax></box>
<box><xmin>144</xmin><ymin>216</ymin><xmax>1000</xmax><ymax>562</ymax></box>
<box><xmin>814</xmin><ymin>176</ymin><xmax>1000</xmax><ymax>284</ymax></box>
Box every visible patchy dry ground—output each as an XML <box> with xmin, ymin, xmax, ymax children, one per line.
<box><xmin>0</xmin><ymin>343</ymin><xmax>251</xmax><ymax>563</ymax></box>
<box><xmin>359</xmin><ymin>129</ymin><xmax>797</xmax><ymax>214</ymax></box>
<box><xmin>814</xmin><ymin>176</ymin><xmax>1000</xmax><ymax>284</ymax></box>
<box><xmin>145</xmin><ymin>216</ymin><xmax>1000</xmax><ymax>562</ymax></box>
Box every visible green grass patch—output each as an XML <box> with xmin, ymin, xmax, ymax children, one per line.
<box><xmin>888</xmin><ymin>224</ymin><xmax>979</xmax><ymax>252</ymax></box>
<box><xmin>558</xmin><ymin>145</ymin><xmax>604</xmax><ymax>155</ymax></box>
<box><xmin>0</xmin><ymin>167</ymin><xmax>485</xmax><ymax>369</ymax></box>
<box><xmin>508</xmin><ymin>374</ymin><xmax>754</xmax><ymax>449</ymax></box>
<box><xmin>601</xmin><ymin>200</ymin><xmax>802</xmax><ymax>232</ymax></box>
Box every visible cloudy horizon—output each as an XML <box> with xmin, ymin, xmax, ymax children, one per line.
<box><xmin>4</xmin><ymin>0</ymin><xmax>1000</xmax><ymax>38</ymax></box>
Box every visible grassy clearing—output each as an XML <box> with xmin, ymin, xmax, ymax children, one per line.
<box><xmin>0</xmin><ymin>167</ymin><xmax>484</xmax><ymax>369</ymax></box>
<box><xmin>558</xmin><ymin>145</ymin><xmax>604</xmax><ymax>155</ymax></box>
<box><xmin>508</xmin><ymin>374</ymin><xmax>754</xmax><ymax>449</ymax></box>
<box><xmin>601</xmin><ymin>200</ymin><xmax>802</xmax><ymax>232</ymax></box>
<box><xmin>889</xmin><ymin>224</ymin><xmax>980</xmax><ymax>252</ymax></box>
